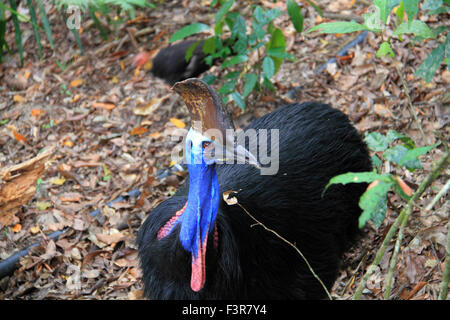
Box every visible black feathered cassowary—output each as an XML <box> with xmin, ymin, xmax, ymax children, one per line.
<box><xmin>137</xmin><ymin>78</ymin><xmax>371</xmax><ymax>299</ymax></box>
<box><xmin>150</xmin><ymin>40</ymin><xmax>211</xmax><ymax>86</ymax></box>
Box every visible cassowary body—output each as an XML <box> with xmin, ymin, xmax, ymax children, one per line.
<box><xmin>137</xmin><ymin>91</ymin><xmax>371</xmax><ymax>299</ymax></box>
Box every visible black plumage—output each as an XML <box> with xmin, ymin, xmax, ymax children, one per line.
<box><xmin>150</xmin><ymin>40</ymin><xmax>211</xmax><ymax>86</ymax></box>
<box><xmin>137</xmin><ymin>94</ymin><xmax>372</xmax><ymax>299</ymax></box>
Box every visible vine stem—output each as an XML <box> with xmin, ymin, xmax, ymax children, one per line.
<box><xmin>228</xmin><ymin>197</ymin><xmax>333</xmax><ymax>300</ymax></box>
<box><xmin>353</xmin><ymin>150</ymin><xmax>449</xmax><ymax>300</ymax></box>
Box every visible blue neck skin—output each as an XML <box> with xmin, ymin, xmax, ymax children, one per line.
<box><xmin>178</xmin><ymin>128</ymin><xmax>220</xmax><ymax>258</ymax></box>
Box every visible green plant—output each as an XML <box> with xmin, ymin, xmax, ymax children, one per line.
<box><xmin>323</xmin><ymin>130</ymin><xmax>439</xmax><ymax>229</ymax></box>
<box><xmin>169</xmin><ymin>0</ymin><xmax>316</xmax><ymax>110</ymax></box>
<box><xmin>308</xmin><ymin>0</ymin><xmax>449</xmax><ymax>83</ymax></box>
<box><xmin>0</xmin><ymin>0</ymin><xmax>155</xmax><ymax>66</ymax></box>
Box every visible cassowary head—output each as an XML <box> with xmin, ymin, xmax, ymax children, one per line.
<box><xmin>156</xmin><ymin>78</ymin><xmax>258</xmax><ymax>292</ymax></box>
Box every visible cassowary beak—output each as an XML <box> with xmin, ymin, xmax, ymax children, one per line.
<box><xmin>219</xmin><ymin>135</ymin><xmax>260</xmax><ymax>169</ymax></box>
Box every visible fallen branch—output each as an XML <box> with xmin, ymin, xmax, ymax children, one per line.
<box><xmin>0</xmin><ymin>146</ymin><xmax>55</xmax><ymax>227</ymax></box>
<box><xmin>353</xmin><ymin>149</ymin><xmax>449</xmax><ymax>300</ymax></box>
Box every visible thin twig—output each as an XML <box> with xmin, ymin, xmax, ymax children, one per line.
<box><xmin>425</xmin><ymin>179</ymin><xmax>450</xmax><ymax>211</ymax></box>
<box><xmin>384</xmin><ymin>212</ymin><xmax>407</xmax><ymax>299</ymax></box>
<box><xmin>234</xmin><ymin>201</ymin><xmax>333</xmax><ymax>300</ymax></box>
<box><xmin>439</xmin><ymin>220</ymin><xmax>450</xmax><ymax>300</ymax></box>
<box><xmin>353</xmin><ymin>150</ymin><xmax>449</xmax><ymax>299</ymax></box>
<box><xmin>394</xmin><ymin>64</ymin><xmax>428</xmax><ymax>144</ymax></box>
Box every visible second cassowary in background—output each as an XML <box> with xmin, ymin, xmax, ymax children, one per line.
<box><xmin>137</xmin><ymin>78</ymin><xmax>372</xmax><ymax>299</ymax></box>
<box><xmin>145</xmin><ymin>40</ymin><xmax>211</xmax><ymax>85</ymax></box>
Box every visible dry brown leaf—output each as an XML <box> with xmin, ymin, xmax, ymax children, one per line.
<box><xmin>169</xmin><ymin>118</ymin><xmax>186</xmax><ymax>128</ymax></box>
<box><xmin>30</xmin><ymin>225</ymin><xmax>41</xmax><ymax>234</ymax></box>
<box><xmin>133</xmin><ymin>95</ymin><xmax>170</xmax><ymax>116</ymax></box>
<box><xmin>92</xmin><ymin>102</ymin><xmax>116</xmax><ymax>110</ymax></box>
<box><xmin>96</xmin><ymin>231</ymin><xmax>125</xmax><ymax>245</ymax></box>
<box><xmin>70</xmin><ymin>78</ymin><xmax>84</xmax><ymax>88</ymax></box>
<box><xmin>11</xmin><ymin>223</ymin><xmax>22</xmax><ymax>232</ymax></box>
<box><xmin>60</xmin><ymin>192</ymin><xmax>82</xmax><ymax>202</ymax></box>
<box><xmin>31</xmin><ymin>109</ymin><xmax>45</xmax><ymax>118</ymax></box>
<box><xmin>374</xmin><ymin>103</ymin><xmax>394</xmax><ymax>118</ymax></box>
<box><xmin>13</xmin><ymin>95</ymin><xmax>25</xmax><ymax>103</ymax></box>
<box><xmin>129</xmin><ymin>126</ymin><xmax>148</xmax><ymax>135</ymax></box>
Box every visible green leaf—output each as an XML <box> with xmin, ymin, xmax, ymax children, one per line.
<box><xmin>202</xmin><ymin>74</ymin><xmax>216</xmax><ymax>84</ymax></box>
<box><xmin>202</xmin><ymin>37</ymin><xmax>217</xmax><ymax>55</ymax></box>
<box><xmin>365</xmin><ymin>132</ymin><xmax>390</xmax><ymax>152</ymax></box>
<box><xmin>243</xmin><ymin>73</ymin><xmax>258</xmax><ymax>97</ymax></box>
<box><xmin>287</xmin><ymin>0</ymin><xmax>304</xmax><ymax>33</ymax></box>
<box><xmin>218</xmin><ymin>79</ymin><xmax>236</xmax><ymax>94</ymax></box>
<box><xmin>185</xmin><ymin>41</ymin><xmax>200</xmax><ymax>62</ymax></box>
<box><xmin>262</xmin><ymin>75</ymin><xmax>275</xmax><ymax>91</ymax></box>
<box><xmin>415</xmin><ymin>42</ymin><xmax>445</xmax><ymax>82</ymax></box>
<box><xmin>371</xmin><ymin>154</ymin><xmax>383</xmax><ymax>173</ymax></box>
<box><xmin>252</xmin><ymin>20</ymin><xmax>266</xmax><ymax>40</ymax></box>
<box><xmin>398</xmin><ymin>143</ymin><xmax>439</xmax><ymax>170</ymax></box>
<box><xmin>324</xmin><ymin>171</ymin><xmax>389</xmax><ymax>192</ymax></box>
<box><xmin>262</xmin><ymin>56</ymin><xmax>275</xmax><ymax>79</ymax></box>
<box><xmin>404</xmin><ymin>0</ymin><xmax>420</xmax><ymax>21</ymax></box>
<box><xmin>231</xmin><ymin>14</ymin><xmax>246</xmax><ymax>40</ymax></box>
<box><xmin>264</xmin><ymin>8</ymin><xmax>283</xmax><ymax>24</ymax></box>
<box><xmin>89</xmin><ymin>8</ymin><xmax>108</xmax><ymax>41</ymax></box>
<box><xmin>383</xmin><ymin>145</ymin><xmax>409</xmax><ymax>165</ymax></box>
<box><xmin>359</xmin><ymin>180</ymin><xmax>392</xmax><ymax>228</ymax></box>
<box><xmin>308</xmin><ymin>21</ymin><xmax>367</xmax><ymax>34</ymax></box>
<box><xmin>216</xmin><ymin>0</ymin><xmax>234</xmax><ymax>24</ymax></box>
<box><xmin>266</xmin><ymin>28</ymin><xmax>286</xmax><ymax>73</ymax></box>
<box><xmin>37</xmin><ymin>0</ymin><xmax>55</xmax><ymax>49</ymax></box>
<box><xmin>253</xmin><ymin>6</ymin><xmax>264</xmax><ymax>23</ymax></box>
<box><xmin>423</xmin><ymin>0</ymin><xmax>443</xmax><ymax>11</ymax></box>
<box><xmin>395</xmin><ymin>0</ymin><xmax>405</xmax><ymax>23</ymax></box>
<box><xmin>362</xmin><ymin>6</ymin><xmax>383</xmax><ymax>32</ymax></box>
<box><xmin>232</xmin><ymin>91</ymin><xmax>245</xmax><ymax>110</ymax></box>
<box><xmin>303</xmin><ymin>0</ymin><xmax>323</xmax><ymax>16</ymax></box>
<box><xmin>9</xmin><ymin>0</ymin><xmax>23</xmax><ymax>66</ymax></box>
<box><xmin>267</xmin><ymin>47</ymin><xmax>295</xmax><ymax>60</ymax></box>
<box><xmin>377</xmin><ymin>41</ymin><xmax>395</xmax><ymax>58</ymax></box>
<box><xmin>386</xmin><ymin>129</ymin><xmax>416</xmax><ymax>148</ymax></box>
<box><xmin>374</xmin><ymin>0</ymin><xmax>389</xmax><ymax>24</ymax></box>
<box><xmin>394</xmin><ymin>20</ymin><xmax>436</xmax><ymax>39</ymax></box>
<box><xmin>169</xmin><ymin>23</ymin><xmax>210</xmax><ymax>43</ymax></box>
<box><xmin>221</xmin><ymin>54</ymin><xmax>248</xmax><ymax>68</ymax></box>
<box><xmin>27</xmin><ymin>0</ymin><xmax>43</xmax><ymax>58</ymax></box>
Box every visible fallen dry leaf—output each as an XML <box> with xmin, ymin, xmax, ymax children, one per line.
<box><xmin>169</xmin><ymin>118</ymin><xmax>186</xmax><ymax>128</ymax></box>
<box><xmin>69</xmin><ymin>78</ymin><xmax>84</xmax><ymax>88</ymax></box>
<box><xmin>91</xmin><ymin>102</ymin><xmax>116</xmax><ymax>110</ymax></box>
<box><xmin>96</xmin><ymin>231</ymin><xmax>126</xmax><ymax>245</ymax></box>
<box><xmin>30</xmin><ymin>225</ymin><xmax>41</xmax><ymax>234</ymax></box>
<box><xmin>129</xmin><ymin>126</ymin><xmax>148</xmax><ymax>135</ymax></box>
<box><xmin>11</xmin><ymin>223</ymin><xmax>22</xmax><ymax>233</ymax></box>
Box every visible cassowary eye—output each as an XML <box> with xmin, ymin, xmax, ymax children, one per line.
<box><xmin>202</xmin><ymin>141</ymin><xmax>212</xmax><ymax>149</ymax></box>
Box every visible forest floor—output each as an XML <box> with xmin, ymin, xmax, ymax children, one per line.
<box><xmin>0</xmin><ymin>0</ymin><xmax>448</xmax><ymax>300</ymax></box>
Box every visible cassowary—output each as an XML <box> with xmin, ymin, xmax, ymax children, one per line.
<box><xmin>137</xmin><ymin>78</ymin><xmax>371</xmax><ymax>299</ymax></box>
<box><xmin>150</xmin><ymin>40</ymin><xmax>211</xmax><ymax>86</ymax></box>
